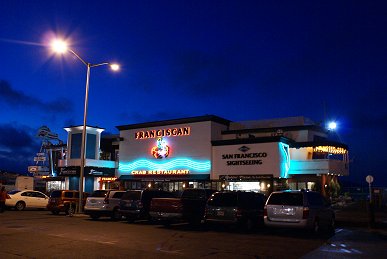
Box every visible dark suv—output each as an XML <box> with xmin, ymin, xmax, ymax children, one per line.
<box><xmin>204</xmin><ymin>191</ymin><xmax>266</xmax><ymax>231</ymax></box>
<box><xmin>47</xmin><ymin>190</ymin><xmax>88</xmax><ymax>215</ymax></box>
<box><xmin>119</xmin><ymin>189</ymin><xmax>175</xmax><ymax>222</ymax></box>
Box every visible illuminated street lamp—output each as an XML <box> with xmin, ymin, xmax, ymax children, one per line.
<box><xmin>51</xmin><ymin>39</ymin><xmax>119</xmax><ymax>213</ymax></box>
<box><xmin>328</xmin><ymin>121</ymin><xmax>337</xmax><ymax>131</ymax></box>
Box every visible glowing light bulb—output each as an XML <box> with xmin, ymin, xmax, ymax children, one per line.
<box><xmin>51</xmin><ymin>39</ymin><xmax>68</xmax><ymax>54</ymax></box>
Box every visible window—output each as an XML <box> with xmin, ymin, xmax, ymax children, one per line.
<box><xmin>90</xmin><ymin>190</ymin><xmax>108</xmax><ymax>198</ymax></box>
<box><xmin>267</xmin><ymin>192</ymin><xmax>304</xmax><ymax>206</ymax></box>
<box><xmin>112</xmin><ymin>192</ymin><xmax>125</xmax><ymax>199</ymax></box>
<box><xmin>121</xmin><ymin>191</ymin><xmax>141</xmax><ymax>200</ymax></box>
<box><xmin>64</xmin><ymin>192</ymin><xmax>74</xmax><ymax>198</ymax></box>
<box><xmin>34</xmin><ymin>192</ymin><xmax>46</xmax><ymax>198</ymax></box>
<box><xmin>207</xmin><ymin>193</ymin><xmax>237</xmax><ymax>207</ymax></box>
<box><xmin>21</xmin><ymin>192</ymin><xmax>31</xmax><ymax>197</ymax></box>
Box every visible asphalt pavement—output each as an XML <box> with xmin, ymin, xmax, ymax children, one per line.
<box><xmin>302</xmin><ymin>201</ymin><xmax>387</xmax><ymax>258</ymax></box>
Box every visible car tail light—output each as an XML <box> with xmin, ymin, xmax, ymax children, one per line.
<box><xmin>264</xmin><ymin>206</ymin><xmax>267</xmax><ymax>217</ymax></box>
<box><xmin>137</xmin><ymin>201</ymin><xmax>143</xmax><ymax>209</ymax></box>
<box><xmin>6</xmin><ymin>194</ymin><xmax>11</xmax><ymax>199</ymax></box>
<box><xmin>302</xmin><ymin>207</ymin><xmax>309</xmax><ymax>219</ymax></box>
<box><xmin>236</xmin><ymin>208</ymin><xmax>243</xmax><ymax>217</ymax></box>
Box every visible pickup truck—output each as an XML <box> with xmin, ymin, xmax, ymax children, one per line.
<box><xmin>149</xmin><ymin>188</ymin><xmax>216</xmax><ymax>225</ymax></box>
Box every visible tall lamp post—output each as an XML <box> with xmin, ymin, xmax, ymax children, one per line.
<box><xmin>51</xmin><ymin>39</ymin><xmax>119</xmax><ymax>213</ymax></box>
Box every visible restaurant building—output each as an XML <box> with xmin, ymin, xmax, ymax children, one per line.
<box><xmin>116</xmin><ymin>115</ymin><xmax>349</xmax><ymax>196</ymax></box>
<box><xmin>116</xmin><ymin>115</ymin><xmax>230</xmax><ymax>191</ymax></box>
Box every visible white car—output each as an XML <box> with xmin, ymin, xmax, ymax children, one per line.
<box><xmin>5</xmin><ymin>190</ymin><xmax>49</xmax><ymax>211</ymax></box>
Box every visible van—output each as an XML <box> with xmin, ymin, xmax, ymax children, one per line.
<box><xmin>264</xmin><ymin>190</ymin><xmax>335</xmax><ymax>233</ymax></box>
<box><xmin>119</xmin><ymin>189</ymin><xmax>175</xmax><ymax>222</ymax></box>
<box><xmin>15</xmin><ymin>176</ymin><xmax>34</xmax><ymax>190</ymax></box>
<box><xmin>47</xmin><ymin>190</ymin><xmax>88</xmax><ymax>215</ymax></box>
<box><xmin>84</xmin><ymin>190</ymin><xmax>125</xmax><ymax>220</ymax></box>
<box><xmin>204</xmin><ymin>191</ymin><xmax>266</xmax><ymax>231</ymax></box>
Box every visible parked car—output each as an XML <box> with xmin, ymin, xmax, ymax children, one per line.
<box><xmin>150</xmin><ymin>188</ymin><xmax>216</xmax><ymax>225</ymax></box>
<box><xmin>5</xmin><ymin>190</ymin><xmax>49</xmax><ymax>211</ymax></box>
<box><xmin>84</xmin><ymin>190</ymin><xmax>125</xmax><ymax>220</ymax></box>
<box><xmin>119</xmin><ymin>189</ymin><xmax>175</xmax><ymax>222</ymax></box>
<box><xmin>204</xmin><ymin>191</ymin><xmax>266</xmax><ymax>231</ymax></box>
<box><xmin>264</xmin><ymin>190</ymin><xmax>335</xmax><ymax>233</ymax></box>
<box><xmin>47</xmin><ymin>190</ymin><xmax>88</xmax><ymax>215</ymax></box>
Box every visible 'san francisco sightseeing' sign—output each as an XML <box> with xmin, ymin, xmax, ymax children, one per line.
<box><xmin>135</xmin><ymin>127</ymin><xmax>190</xmax><ymax>139</ymax></box>
<box><xmin>222</xmin><ymin>152</ymin><xmax>268</xmax><ymax>166</ymax></box>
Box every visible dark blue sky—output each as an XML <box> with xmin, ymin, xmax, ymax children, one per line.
<box><xmin>1</xmin><ymin>1</ymin><xmax>386</xmax><ymax>185</ymax></box>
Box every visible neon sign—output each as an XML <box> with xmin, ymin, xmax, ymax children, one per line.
<box><xmin>151</xmin><ymin>138</ymin><xmax>170</xmax><ymax>159</ymax></box>
<box><xmin>132</xmin><ymin>170</ymin><xmax>189</xmax><ymax>175</ymax></box>
<box><xmin>135</xmin><ymin>127</ymin><xmax>190</xmax><ymax>139</ymax></box>
<box><xmin>101</xmin><ymin>177</ymin><xmax>117</xmax><ymax>181</ymax></box>
<box><xmin>313</xmin><ymin>146</ymin><xmax>347</xmax><ymax>154</ymax></box>
<box><xmin>119</xmin><ymin>158</ymin><xmax>211</xmax><ymax>173</ymax></box>
<box><xmin>280</xmin><ymin>143</ymin><xmax>290</xmax><ymax>178</ymax></box>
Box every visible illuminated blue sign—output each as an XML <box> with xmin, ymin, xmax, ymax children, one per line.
<box><xmin>279</xmin><ymin>143</ymin><xmax>290</xmax><ymax>178</ymax></box>
<box><xmin>119</xmin><ymin>158</ymin><xmax>211</xmax><ymax>173</ymax></box>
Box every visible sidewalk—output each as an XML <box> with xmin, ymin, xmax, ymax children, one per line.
<box><xmin>334</xmin><ymin>201</ymin><xmax>387</xmax><ymax>231</ymax></box>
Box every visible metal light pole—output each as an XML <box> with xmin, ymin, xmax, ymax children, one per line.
<box><xmin>51</xmin><ymin>40</ymin><xmax>119</xmax><ymax>213</ymax></box>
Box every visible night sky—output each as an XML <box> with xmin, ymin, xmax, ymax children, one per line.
<box><xmin>1</xmin><ymin>1</ymin><xmax>386</xmax><ymax>186</ymax></box>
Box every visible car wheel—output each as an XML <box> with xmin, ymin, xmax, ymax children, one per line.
<box><xmin>312</xmin><ymin>219</ymin><xmax>320</xmax><ymax>233</ymax></box>
<box><xmin>51</xmin><ymin>210</ymin><xmax>60</xmax><ymax>215</ymax></box>
<box><xmin>65</xmin><ymin>205</ymin><xmax>75</xmax><ymax>216</ymax></box>
<box><xmin>111</xmin><ymin>209</ymin><xmax>121</xmax><ymax>221</ymax></box>
<box><xmin>126</xmin><ymin>217</ymin><xmax>135</xmax><ymax>223</ymax></box>
<box><xmin>15</xmin><ymin>201</ymin><xmax>26</xmax><ymax>211</ymax></box>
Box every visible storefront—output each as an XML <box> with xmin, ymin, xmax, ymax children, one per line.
<box><xmin>212</xmin><ymin>137</ymin><xmax>291</xmax><ymax>196</ymax></box>
<box><xmin>117</xmin><ymin>115</ymin><xmax>230</xmax><ymax>191</ymax></box>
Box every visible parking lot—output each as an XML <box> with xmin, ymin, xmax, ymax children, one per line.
<box><xmin>0</xmin><ymin>210</ymin><xmax>332</xmax><ymax>259</ymax></box>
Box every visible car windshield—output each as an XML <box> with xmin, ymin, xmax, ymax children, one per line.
<box><xmin>90</xmin><ymin>190</ymin><xmax>108</xmax><ymax>198</ymax></box>
<box><xmin>121</xmin><ymin>191</ymin><xmax>141</xmax><ymax>200</ymax></box>
<box><xmin>207</xmin><ymin>193</ymin><xmax>237</xmax><ymax>207</ymax></box>
<box><xmin>267</xmin><ymin>192</ymin><xmax>304</xmax><ymax>206</ymax></box>
<box><xmin>7</xmin><ymin>190</ymin><xmax>21</xmax><ymax>195</ymax></box>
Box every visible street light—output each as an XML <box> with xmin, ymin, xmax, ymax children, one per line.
<box><xmin>51</xmin><ymin>39</ymin><xmax>119</xmax><ymax>213</ymax></box>
<box><xmin>327</xmin><ymin>121</ymin><xmax>337</xmax><ymax>131</ymax></box>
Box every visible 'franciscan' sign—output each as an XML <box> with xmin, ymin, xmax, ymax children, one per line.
<box><xmin>135</xmin><ymin>127</ymin><xmax>190</xmax><ymax>139</ymax></box>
